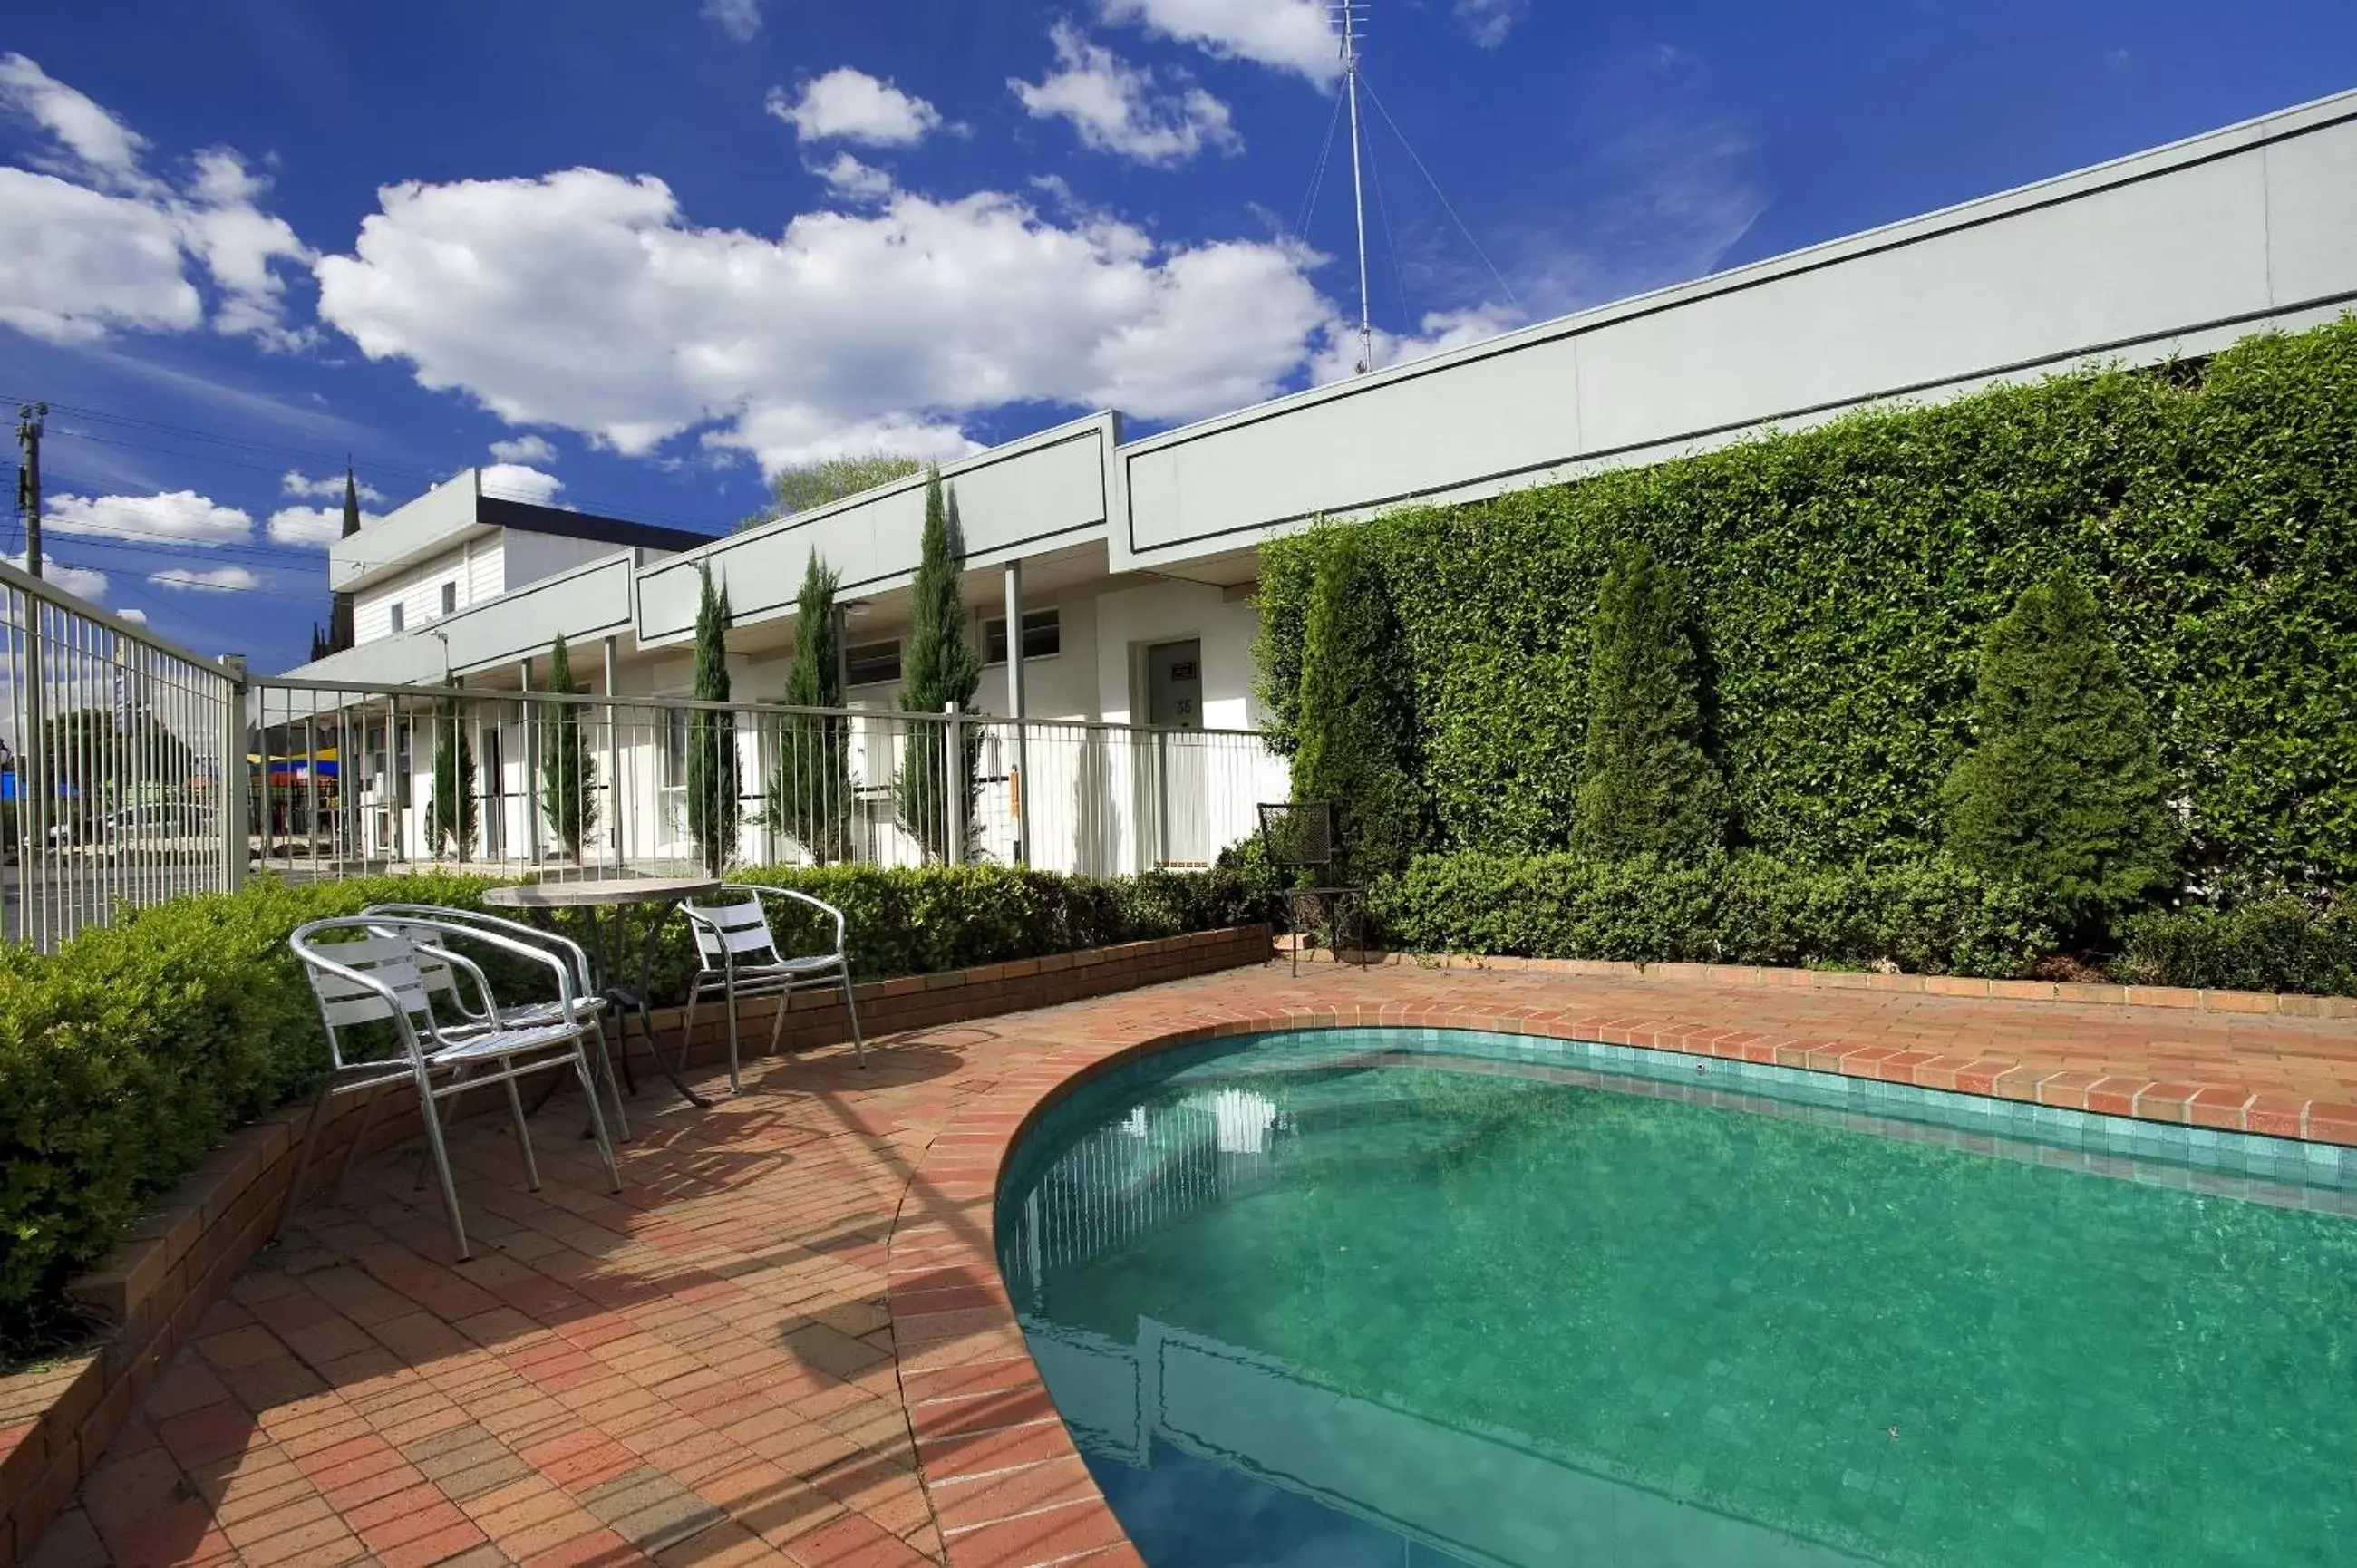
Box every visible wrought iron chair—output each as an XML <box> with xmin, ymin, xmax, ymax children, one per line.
<box><xmin>680</xmin><ymin>886</ymin><xmax>868</xmax><ymax>1094</ymax></box>
<box><xmin>364</xmin><ymin>902</ymin><xmax>630</xmax><ymax>1140</ymax></box>
<box><xmin>1258</xmin><ymin>801</ymin><xmax>1370</xmax><ymax>977</ymax></box>
<box><xmin>283</xmin><ymin>915</ymin><xmax>623</xmax><ymax>1261</ymax></box>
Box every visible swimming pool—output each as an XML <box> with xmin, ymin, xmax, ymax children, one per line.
<box><xmin>995</xmin><ymin>1027</ymin><xmax>2357</xmax><ymax>1568</ymax></box>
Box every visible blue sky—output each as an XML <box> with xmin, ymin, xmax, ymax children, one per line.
<box><xmin>3</xmin><ymin>0</ymin><xmax>2351</xmax><ymax>673</ymax></box>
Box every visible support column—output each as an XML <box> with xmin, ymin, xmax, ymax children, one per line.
<box><xmin>603</xmin><ymin>636</ymin><xmax>623</xmax><ymax>874</ymax></box>
<box><xmin>1003</xmin><ymin>561</ymin><xmax>1030</xmax><ymax>866</ymax></box>
<box><xmin>519</xmin><ymin>656</ymin><xmax>539</xmax><ymax>865</ymax></box>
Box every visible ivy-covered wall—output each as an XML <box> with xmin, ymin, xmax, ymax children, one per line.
<box><xmin>1255</xmin><ymin>317</ymin><xmax>2357</xmax><ymax>895</ymax></box>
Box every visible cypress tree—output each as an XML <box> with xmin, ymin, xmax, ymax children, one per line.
<box><xmin>1292</xmin><ymin>531</ymin><xmax>1423</xmax><ymax>880</ymax></box>
<box><xmin>428</xmin><ymin>690</ymin><xmax>477</xmax><ymax>858</ymax></box>
<box><xmin>1943</xmin><ymin>572</ymin><xmax>2178</xmax><ymax>938</ymax></box>
<box><xmin>765</xmin><ymin>550</ymin><xmax>852</xmax><ymax>862</ymax></box>
<box><xmin>1571</xmin><ymin>541</ymin><xmax>1727</xmax><ymax>861</ymax></box>
<box><xmin>538</xmin><ymin>633</ymin><xmax>598</xmax><ymax>860</ymax></box>
<box><xmin>897</xmin><ymin>469</ymin><xmax>982</xmax><ymax>861</ymax></box>
<box><xmin>684</xmin><ymin>564</ymin><xmax>739</xmax><ymax>875</ymax></box>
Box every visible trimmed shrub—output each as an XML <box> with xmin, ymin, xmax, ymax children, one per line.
<box><xmin>1943</xmin><ymin>573</ymin><xmax>2177</xmax><ymax>938</ymax></box>
<box><xmin>1293</xmin><ymin>529</ymin><xmax>1424</xmax><ymax>879</ymax></box>
<box><xmin>898</xmin><ymin>470</ymin><xmax>985</xmax><ymax>861</ymax></box>
<box><xmin>2118</xmin><ymin>900</ymin><xmax>2357</xmax><ymax>996</ymax></box>
<box><xmin>1256</xmin><ymin>318</ymin><xmax>2357</xmax><ymax>895</ymax></box>
<box><xmin>538</xmin><ymin>634</ymin><xmax>598</xmax><ymax>860</ymax></box>
<box><xmin>1371</xmin><ymin>850</ymin><xmax>2057</xmax><ymax>978</ymax></box>
<box><xmin>765</xmin><ymin>551</ymin><xmax>853</xmax><ymax>863</ymax></box>
<box><xmin>685</xmin><ymin>564</ymin><xmax>739</xmax><ymax>876</ymax></box>
<box><xmin>427</xmin><ymin>695</ymin><xmax>476</xmax><ymax>857</ymax></box>
<box><xmin>1573</xmin><ymin>541</ymin><xmax>1727</xmax><ymax>860</ymax></box>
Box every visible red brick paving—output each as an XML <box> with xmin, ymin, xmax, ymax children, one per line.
<box><xmin>30</xmin><ymin>960</ymin><xmax>2357</xmax><ymax>1567</ymax></box>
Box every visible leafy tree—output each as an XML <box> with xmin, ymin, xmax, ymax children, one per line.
<box><xmin>1943</xmin><ymin>572</ymin><xmax>2178</xmax><ymax>938</ymax></box>
<box><xmin>537</xmin><ymin>633</ymin><xmax>598</xmax><ymax>860</ymax></box>
<box><xmin>763</xmin><ymin>551</ymin><xmax>854</xmax><ymax>861</ymax></box>
<box><xmin>428</xmin><ymin>694</ymin><xmax>477</xmax><ymax>858</ymax></box>
<box><xmin>734</xmin><ymin>452</ymin><xmax>926</xmax><ymax>529</ymax></box>
<box><xmin>1571</xmin><ymin>541</ymin><xmax>1728</xmax><ymax>861</ymax></box>
<box><xmin>1292</xmin><ymin>531</ymin><xmax>1424</xmax><ymax>879</ymax></box>
<box><xmin>896</xmin><ymin>469</ymin><xmax>982</xmax><ymax>861</ymax></box>
<box><xmin>684</xmin><ymin>564</ymin><xmax>739</xmax><ymax>875</ymax></box>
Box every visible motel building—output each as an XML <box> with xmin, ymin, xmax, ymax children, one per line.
<box><xmin>281</xmin><ymin>89</ymin><xmax>2357</xmax><ymax>878</ymax></box>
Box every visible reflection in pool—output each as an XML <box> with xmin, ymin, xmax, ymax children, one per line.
<box><xmin>995</xmin><ymin>1029</ymin><xmax>2357</xmax><ymax>1568</ymax></box>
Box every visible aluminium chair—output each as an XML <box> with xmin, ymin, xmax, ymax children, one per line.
<box><xmin>282</xmin><ymin>915</ymin><xmax>623</xmax><ymax>1261</ymax></box>
<box><xmin>679</xmin><ymin>886</ymin><xmax>867</xmax><ymax>1094</ymax></box>
<box><xmin>1258</xmin><ymin>801</ymin><xmax>1370</xmax><ymax>977</ymax></box>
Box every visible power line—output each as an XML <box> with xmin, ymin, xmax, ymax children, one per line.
<box><xmin>1359</xmin><ymin>73</ymin><xmax>1524</xmax><ymax>317</ymax></box>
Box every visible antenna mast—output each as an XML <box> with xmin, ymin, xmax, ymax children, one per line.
<box><xmin>1338</xmin><ymin>2</ymin><xmax>1372</xmax><ymax>374</ymax></box>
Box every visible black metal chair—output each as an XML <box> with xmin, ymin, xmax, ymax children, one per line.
<box><xmin>1257</xmin><ymin>801</ymin><xmax>1370</xmax><ymax>977</ymax></box>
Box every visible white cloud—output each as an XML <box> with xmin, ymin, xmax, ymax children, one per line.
<box><xmin>267</xmin><ymin>503</ymin><xmax>377</xmax><ymax>547</ymax></box>
<box><xmin>811</xmin><ymin>151</ymin><xmax>895</xmax><ymax>203</ymax></box>
<box><xmin>115</xmin><ymin>606</ymin><xmax>147</xmax><ymax>624</ymax></box>
<box><xmin>1310</xmin><ymin>303</ymin><xmax>1518</xmax><ymax>382</ymax></box>
<box><xmin>1096</xmin><ymin>0</ymin><xmax>1341</xmax><ymax>84</ymax></box>
<box><xmin>479</xmin><ymin>462</ymin><xmax>565</xmax><ymax>506</ymax></box>
<box><xmin>1012</xmin><ymin>24</ymin><xmax>1241</xmax><ymax>167</ymax></box>
<box><xmin>314</xmin><ymin>169</ymin><xmax>1334</xmax><ymax>473</ymax></box>
<box><xmin>281</xmin><ymin>468</ymin><xmax>385</xmax><ymax>503</ymax></box>
<box><xmin>487</xmin><ymin>433</ymin><xmax>558</xmax><ymax>465</ymax></box>
<box><xmin>150</xmin><ymin>565</ymin><xmax>257</xmax><ymax>592</ymax></box>
<box><xmin>5</xmin><ymin>550</ymin><xmax>108</xmax><ymax>602</ymax></box>
<box><xmin>44</xmin><ymin>489</ymin><xmax>254</xmax><ymax>547</ymax></box>
<box><xmin>0</xmin><ymin>54</ymin><xmax>312</xmax><ymax>346</ymax></box>
<box><xmin>702</xmin><ymin>0</ymin><xmax>761</xmax><ymax>42</ymax></box>
<box><xmin>765</xmin><ymin>69</ymin><xmax>943</xmax><ymax>147</ymax></box>
<box><xmin>1454</xmin><ymin>0</ymin><xmax>1528</xmax><ymax>48</ymax></box>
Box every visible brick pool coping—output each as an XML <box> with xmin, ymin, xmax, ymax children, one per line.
<box><xmin>15</xmin><ymin>957</ymin><xmax>2356</xmax><ymax>1566</ymax></box>
<box><xmin>886</xmin><ymin>984</ymin><xmax>2357</xmax><ymax>1568</ymax></box>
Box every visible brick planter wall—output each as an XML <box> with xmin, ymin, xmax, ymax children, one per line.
<box><xmin>0</xmin><ymin>923</ymin><xmax>1271</xmax><ymax>1565</ymax></box>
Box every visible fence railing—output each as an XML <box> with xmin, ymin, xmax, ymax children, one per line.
<box><xmin>0</xmin><ymin>559</ymin><xmax>244</xmax><ymax>950</ymax></box>
<box><xmin>247</xmin><ymin>677</ymin><xmax>1289</xmax><ymax>885</ymax></box>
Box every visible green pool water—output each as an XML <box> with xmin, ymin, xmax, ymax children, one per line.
<box><xmin>997</xmin><ymin>1029</ymin><xmax>2357</xmax><ymax>1568</ymax></box>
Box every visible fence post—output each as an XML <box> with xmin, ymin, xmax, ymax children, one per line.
<box><xmin>943</xmin><ymin>702</ymin><xmax>965</xmax><ymax>866</ymax></box>
<box><xmin>219</xmin><ymin>654</ymin><xmax>248</xmax><ymax>894</ymax></box>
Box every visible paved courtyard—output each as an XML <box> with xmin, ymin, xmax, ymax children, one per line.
<box><xmin>27</xmin><ymin>959</ymin><xmax>2357</xmax><ymax>1568</ymax></box>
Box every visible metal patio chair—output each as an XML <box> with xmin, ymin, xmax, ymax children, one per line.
<box><xmin>680</xmin><ymin>886</ymin><xmax>867</xmax><ymax>1094</ymax></box>
<box><xmin>364</xmin><ymin>902</ymin><xmax>630</xmax><ymax>1140</ymax></box>
<box><xmin>282</xmin><ymin>915</ymin><xmax>623</xmax><ymax>1261</ymax></box>
<box><xmin>1258</xmin><ymin>801</ymin><xmax>1370</xmax><ymax>977</ymax></box>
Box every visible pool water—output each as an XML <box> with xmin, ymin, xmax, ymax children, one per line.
<box><xmin>996</xmin><ymin>1029</ymin><xmax>2357</xmax><ymax>1568</ymax></box>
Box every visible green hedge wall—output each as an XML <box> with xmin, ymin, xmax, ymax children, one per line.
<box><xmin>1257</xmin><ymin>319</ymin><xmax>2357</xmax><ymax>895</ymax></box>
<box><xmin>0</xmin><ymin>864</ymin><xmax>1263</xmax><ymax>1356</ymax></box>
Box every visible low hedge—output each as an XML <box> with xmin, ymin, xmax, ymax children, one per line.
<box><xmin>2117</xmin><ymin>900</ymin><xmax>2357</xmax><ymax>997</ymax></box>
<box><xmin>1369</xmin><ymin>851</ymin><xmax>2061</xmax><ymax>977</ymax></box>
<box><xmin>0</xmin><ymin>864</ymin><xmax>1262</xmax><ymax>1356</ymax></box>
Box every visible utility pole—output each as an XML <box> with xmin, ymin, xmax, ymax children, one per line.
<box><xmin>15</xmin><ymin>402</ymin><xmax>43</xmax><ymax>577</ymax></box>
<box><xmin>1340</xmin><ymin>3</ymin><xmax>1373</xmax><ymax>375</ymax></box>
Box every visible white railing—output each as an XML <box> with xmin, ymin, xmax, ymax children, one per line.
<box><xmin>247</xmin><ymin>677</ymin><xmax>1288</xmax><ymax>883</ymax></box>
<box><xmin>0</xmin><ymin>560</ymin><xmax>245</xmax><ymax>950</ymax></box>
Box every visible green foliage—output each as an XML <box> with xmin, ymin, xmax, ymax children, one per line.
<box><xmin>1256</xmin><ymin>319</ymin><xmax>2357</xmax><ymax>895</ymax></box>
<box><xmin>766</xmin><ymin>552</ymin><xmax>852</xmax><ymax>862</ymax></box>
<box><xmin>736</xmin><ymin>452</ymin><xmax>926</xmax><ymax>529</ymax></box>
<box><xmin>0</xmin><ymin>872</ymin><xmax>496</xmax><ymax>1352</ymax></box>
<box><xmin>685</xmin><ymin>565</ymin><xmax>739</xmax><ymax>876</ymax></box>
<box><xmin>1292</xmin><ymin>529</ymin><xmax>1424</xmax><ymax>879</ymax></box>
<box><xmin>2118</xmin><ymin>899</ymin><xmax>2357</xmax><ymax>996</ymax></box>
<box><xmin>427</xmin><ymin>696</ymin><xmax>476</xmax><ymax>857</ymax></box>
<box><xmin>1943</xmin><ymin>573</ymin><xmax>2178</xmax><ymax>937</ymax></box>
<box><xmin>537</xmin><ymin>634</ymin><xmax>598</xmax><ymax>860</ymax></box>
<box><xmin>1372</xmin><ymin>850</ymin><xmax>2057</xmax><ymax>979</ymax></box>
<box><xmin>897</xmin><ymin>469</ymin><xmax>983</xmax><ymax>860</ymax></box>
<box><xmin>1573</xmin><ymin>541</ymin><xmax>1727</xmax><ymax>860</ymax></box>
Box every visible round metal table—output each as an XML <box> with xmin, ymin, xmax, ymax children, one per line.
<box><xmin>486</xmin><ymin>876</ymin><xmax>720</xmax><ymax>1111</ymax></box>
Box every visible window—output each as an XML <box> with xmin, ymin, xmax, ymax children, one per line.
<box><xmin>845</xmin><ymin>639</ymin><xmax>902</xmax><ymax>686</ymax></box>
<box><xmin>440</xmin><ymin>581</ymin><xmax>457</xmax><ymax>617</ymax></box>
<box><xmin>985</xmin><ymin>608</ymin><xmax>1061</xmax><ymax>664</ymax></box>
<box><xmin>388</xmin><ymin>602</ymin><xmax>405</xmax><ymax>634</ymax></box>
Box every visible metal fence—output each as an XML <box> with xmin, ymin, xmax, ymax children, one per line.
<box><xmin>0</xmin><ymin>559</ymin><xmax>244</xmax><ymax>949</ymax></box>
<box><xmin>247</xmin><ymin>677</ymin><xmax>1290</xmax><ymax>884</ymax></box>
